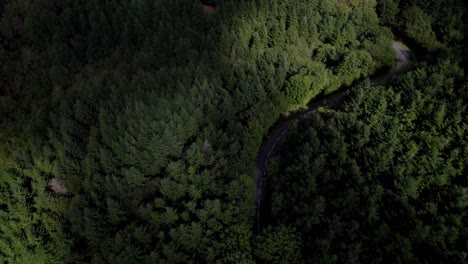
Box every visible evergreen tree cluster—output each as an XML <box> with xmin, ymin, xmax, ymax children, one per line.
<box><xmin>0</xmin><ymin>0</ymin><xmax>398</xmax><ymax>262</ymax></box>
<box><xmin>267</xmin><ymin>52</ymin><xmax>467</xmax><ymax>263</ymax></box>
<box><xmin>0</xmin><ymin>0</ymin><xmax>465</xmax><ymax>263</ymax></box>
<box><xmin>377</xmin><ymin>0</ymin><xmax>465</xmax><ymax>49</ymax></box>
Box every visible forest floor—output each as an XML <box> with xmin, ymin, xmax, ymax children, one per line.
<box><xmin>254</xmin><ymin>41</ymin><xmax>413</xmax><ymax>233</ymax></box>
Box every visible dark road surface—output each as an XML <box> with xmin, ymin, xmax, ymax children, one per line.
<box><xmin>254</xmin><ymin>41</ymin><xmax>412</xmax><ymax>233</ymax></box>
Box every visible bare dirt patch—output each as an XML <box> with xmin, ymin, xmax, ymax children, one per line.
<box><xmin>48</xmin><ymin>177</ymin><xmax>70</xmax><ymax>196</ymax></box>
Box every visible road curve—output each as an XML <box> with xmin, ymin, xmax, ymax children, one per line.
<box><xmin>254</xmin><ymin>41</ymin><xmax>412</xmax><ymax>233</ymax></box>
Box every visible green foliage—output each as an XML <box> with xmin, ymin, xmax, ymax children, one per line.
<box><xmin>285</xmin><ymin>61</ymin><xmax>329</xmax><ymax>108</ymax></box>
<box><xmin>376</xmin><ymin>0</ymin><xmax>400</xmax><ymax>26</ymax></box>
<box><xmin>376</xmin><ymin>0</ymin><xmax>465</xmax><ymax>48</ymax></box>
<box><xmin>0</xmin><ymin>0</ymin><xmax>464</xmax><ymax>262</ymax></box>
<box><xmin>401</xmin><ymin>6</ymin><xmax>439</xmax><ymax>49</ymax></box>
<box><xmin>254</xmin><ymin>225</ymin><xmax>303</xmax><ymax>264</ymax></box>
<box><xmin>268</xmin><ymin>56</ymin><xmax>467</xmax><ymax>263</ymax></box>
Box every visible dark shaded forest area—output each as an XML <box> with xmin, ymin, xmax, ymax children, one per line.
<box><xmin>267</xmin><ymin>56</ymin><xmax>467</xmax><ymax>263</ymax></box>
<box><xmin>263</xmin><ymin>1</ymin><xmax>467</xmax><ymax>263</ymax></box>
<box><xmin>0</xmin><ymin>0</ymin><xmax>466</xmax><ymax>263</ymax></box>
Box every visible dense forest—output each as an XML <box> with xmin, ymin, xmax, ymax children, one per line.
<box><xmin>267</xmin><ymin>55</ymin><xmax>467</xmax><ymax>263</ymax></box>
<box><xmin>0</xmin><ymin>0</ymin><xmax>466</xmax><ymax>263</ymax></box>
<box><xmin>262</xmin><ymin>1</ymin><xmax>467</xmax><ymax>263</ymax></box>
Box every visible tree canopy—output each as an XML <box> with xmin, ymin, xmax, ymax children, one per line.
<box><xmin>267</xmin><ymin>53</ymin><xmax>467</xmax><ymax>264</ymax></box>
<box><xmin>0</xmin><ymin>0</ymin><xmax>466</xmax><ymax>262</ymax></box>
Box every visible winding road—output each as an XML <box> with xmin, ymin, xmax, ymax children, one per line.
<box><xmin>254</xmin><ymin>41</ymin><xmax>412</xmax><ymax>233</ymax></box>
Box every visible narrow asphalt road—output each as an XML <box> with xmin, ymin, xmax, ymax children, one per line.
<box><xmin>254</xmin><ymin>41</ymin><xmax>412</xmax><ymax>233</ymax></box>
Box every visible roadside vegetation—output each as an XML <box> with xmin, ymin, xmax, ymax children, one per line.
<box><xmin>267</xmin><ymin>55</ymin><xmax>467</xmax><ymax>263</ymax></box>
<box><xmin>0</xmin><ymin>0</ymin><xmax>465</xmax><ymax>263</ymax></box>
<box><xmin>264</xmin><ymin>0</ymin><xmax>467</xmax><ymax>263</ymax></box>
